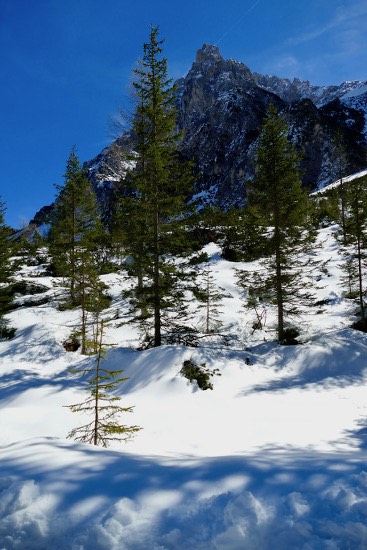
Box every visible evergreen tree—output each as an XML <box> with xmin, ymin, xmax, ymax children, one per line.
<box><xmin>310</xmin><ymin>188</ymin><xmax>340</xmax><ymax>228</ymax></box>
<box><xmin>194</xmin><ymin>261</ymin><xmax>224</xmax><ymax>334</ymax></box>
<box><xmin>49</xmin><ymin>148</ymin><xmax>106</xmax><ymax>352</ymax></box>
<box><xmin>244</xmin><ymin>104</ymin><xmax>310</xmax><ymax>342</ymax></box>
<box><xmin>49</xmin><ymin>147</ymin><xmax>102</xmax><ymax>307</ymax></box>
<box><xmin>221</xmin><ymin>205</ymin><xmax>270</xmax><ymax>262</ymax></box>
<box><xmin>66</xmin><ymin>319</ymin><xmax>141</xmax><ymax>447</ymax></box>
<box><xmin>75</xmin><ymin>247</ymin><xmax>101</xmax><ymax>354</ymax></box>
<box><xmin>0</xmin><ymin>199</ymin><xmax>14</xmax><ymax>336</ymax></box>
<box><xmin>119</xmin><ymin>26</ymin><xmax>195</xmax><ymax>347</ymax></box>
<box><xmin>339</xmin><ymin>174</ymin><xmax>367</xmax><ymax>329</ymax></box>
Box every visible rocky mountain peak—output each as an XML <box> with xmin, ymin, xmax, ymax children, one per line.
<box><xmin>191</xmin><ymin>43</ymin><xmax>253</xmax><ymax>83</ymax></box>
<box><xmin>195</xmin><ymin>44</ymin><xmax>223</xmax><ymax>64</ymax></box>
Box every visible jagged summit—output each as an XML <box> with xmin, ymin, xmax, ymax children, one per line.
<box><xmin>253</xmin><ymin>72</ymin><xmax>367</xmax><ymax>110</ymax></box>
<box><xmin>195</xmin><ymin>44</ymin><xmax>223</xmax><ymax>63</ymax></box>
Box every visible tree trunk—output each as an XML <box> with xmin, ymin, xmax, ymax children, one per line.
<box><xmin>93</xmin><ymin>320</ymin><xmax>104</xmax><ymax>445</ymax></box>
<box><xmin>274</xmin><ymin>191</ymin><xmax>284</xmax><ymax>342</ymax></box>
<box><xmin>206</xmin><ymin>269</ymin><xmax>210</xmax><ymax>334</ymax></box>
<box><xmin>275</xmin><ymin>236</ymin><xmax>284</xmax><ymax>342</ymax></box>
<box><xmin>355</xmin><ymin>203</ymin><xmax>366</xmax><ymax>328</ymax></box>
<box><xmin>153</xmin><ymin>192</ymin><xmax>161</xmax><ymax>347</ymax></box>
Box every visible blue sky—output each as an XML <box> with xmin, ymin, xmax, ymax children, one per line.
<box><xmin>1</xmin><ymin>0</ymin><xmax>366</xmax><ymax>228</ymax></box>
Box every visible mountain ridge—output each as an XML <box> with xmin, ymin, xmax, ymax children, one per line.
<box><xmin>85</xmin><ymin>44</ymin><xmax>366</xmax><ymax>211</ymax></box>
<box><xmin>31</xmin><ymin>44</ymin><xmax>367</xmax><ymax>226</ymax></box>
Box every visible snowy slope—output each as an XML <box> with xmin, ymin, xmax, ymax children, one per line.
<box><xmin>311</xmin><ymin>168</ymin><xmax>367</xmax><ymax>195</ymax></box>
<box><xmin>1</xmin><ymin>229</ymin><xmax>367</xmax><ymax>549</ymax></box>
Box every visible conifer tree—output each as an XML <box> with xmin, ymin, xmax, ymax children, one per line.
<box><xmin>66</xmin><ymin>319</ymin><xmax>141</xmax><ymax>447</ymax></box>
<box><xmin>0</xmin><ymin>199</ymin><xmax>14</xmax><ymax>336</ymax></box>
<box><xmin>221</xmin><ymin>205</ymin><xmax>270</xmax><ymax>262</ymax></box>
<box><xmin>120</xmin><ymin>26</ymin><xmax>195</xmax><ymax>347</ymax></box>
<box><xmin>194</xmin><ymin>261</ymin><xmax>224</xmax><ymax>334</ymax></box>
<box><xmin>340</xmin><ymin>174</ymin><xmax>367</xmax><ymax>329</ymax></box>
<box><xmin>244</xmin><ymin>104</ymin><xmax>310</xmax><ymax>342</ymax></box>
<box><xmin>49</xmin><ymin>147</ymin><xmax>102</xmax><ymax>307</ymax></box>
<box><xmin>75</xmin><ymin>247</ymin><xmax>105</xmax><ymax>354</ymax></box>
<box><xmin>310</xmin><ymin>188</ymin><xmax>340</xmax><ymax>228</ymax></box>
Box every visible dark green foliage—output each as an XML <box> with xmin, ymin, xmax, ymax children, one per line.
<box><xmin>12</xmin><ymin>234</ymin><xmax>47</xmax><ymax>269</ymax></box>
<box><xmin>117</xmin><ymin>27</ymin><xmax>196</xmax><ymax>347</ymax></box>
<box><xmin>0</xmin><ymin>199</ymin><xmax>15</xmax><ymax>333</ymax></box>
<box><xmin>338</xmin><ymin>175</ymin><xmax>367</xmax><ymax>329</ymax></box>
<box><xmin>241</xmin><ymin>105</ymin><xmax>312</xmax><ymax>342</ymax></box>
<box><xmin>280</xmin><ymin>326</ymin><xmax>300</xmax><ymax>345</ymax></box>
<box><xmin>48</xmin><ymin>147</ymin><xmax>103</xmax><ymax>306</ymax></box>
<box><xmin>0</xmin><ymin>320</ymin><xmax>16</xmax><ymax>340</ymax></box>
<box><xmin>351</xmin><ymin>319</ymin><xmax>367</xmax><ymax>333</ymax></box>
<box><xmin>190</xmin><ymin>206</ymin><xmax>224</xmax><ymax>250</ymax></box>
<box><xmin>180</xmin><ymin>359</ymin><xmax>221</xmax><ymax>390</ymax></box>
<box><xmin>249</xmin><ymin>105</ymin><xmax>308</xmax><ymax>230</ymax></box>
<box><xmin>188</xmin><ymin>251</ymin><xmax>210</xmax><ymax>266</ymax></box>
<box><xmin>13</xmin><ymin>295</ymin><xmax>49</xmax><ymax>309</ymax></box>
<box><xmin>49</xmin><ymin>148</ymin><xmax>108</xmax><ymax>353</ymax></box>
<box><xmin>221</xmin><ymin>206</ymin><xmax>270</xmax><ymax>262</ymax></box>
<box><xmin>159</xmin><ymin>325</ymin><xmax>200</xmax><ymax>347</ymax></box>
<box><xmin>310</xmin><ymin>189</ymin><xmax>340</xmax><ymax>227</ymax></box>
<box><xmin>12</xmin><ymin>281</ymin><xmax>49</xmax><ymax>296</ymax></box>
<box><xmin>65</xmin><ymin>319</ymin><xmax>141</xmax><ymax>447</ymax></box>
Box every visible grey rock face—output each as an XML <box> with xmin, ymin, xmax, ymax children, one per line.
<box><xmin>253</xmin><ymin>73</ymin><xmax>367</xmax><ymax>110</ymax></box>
<box><xmin>175</xmin><ymin>45</ymin><xmax>366</xmax><ymax>207</ymax></box>
<box><xmin>177</xmin><ymin>45</ymin><xmax>285</xmax><ymax>207</ymax></box>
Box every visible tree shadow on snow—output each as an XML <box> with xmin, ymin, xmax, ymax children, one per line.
<box><xmin>0</xmin><ymin>365</ymin><xmax>89</xmax><ymax>405</ymax></box>
<box><xmin>238</xmin><ymin>329</ymin><xmax>367</xmax><ymax>396</ymax></box>
<box><xmin>1</xmin><ymin>438</ymin><xmax>367</xmax><ymax>548</ymax></box>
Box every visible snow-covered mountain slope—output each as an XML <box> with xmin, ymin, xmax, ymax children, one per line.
<box><xmin>254</xmin><ymin>72</ymin><xmax>367</xmax><ymax>110</ymax></box>
<box><xmin>1</xmin><ymin>225</ymin><xmax>367</xmax><ymax>548</ymax></box>
<box><xmin>311</xmin><ymin>168</ymin><xmax>367</xmax><ymax>194</ymax></box>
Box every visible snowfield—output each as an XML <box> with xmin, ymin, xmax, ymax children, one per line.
<box><xmin>1</xmin><ymin>226</ymin><xmax>367</xmax><ymax>549</ymax></box>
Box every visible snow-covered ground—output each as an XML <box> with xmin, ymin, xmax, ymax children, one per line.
<box><xmin>1</xmin><ymin>226</ymin><xmax>367</xmax><ymax>549</ymax></box>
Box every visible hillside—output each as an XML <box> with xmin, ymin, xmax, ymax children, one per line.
<box><xmin>1</xmin><ymin>220</ymin><xmax>367</xmax><ymax>549</ymax></box>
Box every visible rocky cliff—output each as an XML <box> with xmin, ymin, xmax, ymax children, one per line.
<box><xmin>83</xmin><ymin>44</ymin><xmax>366</xmax><ymax>214</ymax></box>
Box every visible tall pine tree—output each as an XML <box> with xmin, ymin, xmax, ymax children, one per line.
<box><xmin>49</xmin><ymin>148</ymin><xmax>105</xmax><ymax>352</ymax></box>
<box><xmin>49</xmin><ymin>147</ymin><xmax>102</xmax><ymax>307</ymax></box>
<box><xmin>245</xmin><ymin>105</ymin><xmax>310</xmax><ymax>342</ymax></box>
<box><xmin>340</xmin><ymin>174</ymin><xmax>367</xmax><ymax>330</ymax></box>
<box><xmin>120</xmin><ymin>26</ymin><xmax>195</xmax><ymax>347</ymax></box>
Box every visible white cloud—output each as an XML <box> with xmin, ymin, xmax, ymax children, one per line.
<box><xmin>288</xmin><ymin>0</ymin><xmax>367</xmax><ymax>46</ymax></box>
<box><xmin>266</xmin><ymin>55</ymin><xmax>301</xmax><ymax>78</ymax></box>
<box><xmin>265</xmin><ymin>1</ymin><xmax>367</xmax><ymax>84</ymax></box>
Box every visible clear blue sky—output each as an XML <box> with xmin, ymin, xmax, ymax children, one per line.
<box><xmin>1</xmin><ymin>0</ymin><xmax>366</xmax><ymax>228</ymax></box>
